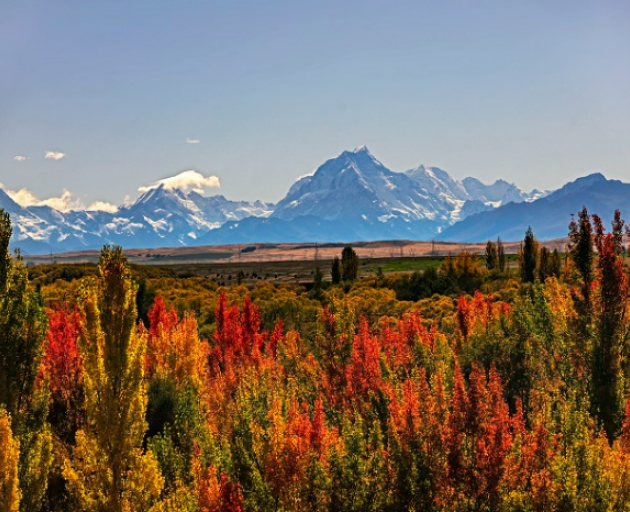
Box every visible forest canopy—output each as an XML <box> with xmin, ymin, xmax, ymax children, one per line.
<box><xmin>3</xmin><ymin>207</ymin><xmax>630</xmax><ymax>511</ymax></box>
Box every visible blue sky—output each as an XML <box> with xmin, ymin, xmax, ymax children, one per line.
<box><xmin>1</xmin><ymin>0</ymin><xmax>629</xmax><ymax>209</ymax></box>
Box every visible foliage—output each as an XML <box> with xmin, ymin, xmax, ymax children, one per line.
<box><xmin>8</xmin><ymin>208</ymin><xmax>630</xmax><ymax>510</ymax></box>
<box><xmin>485</xmin><ymin>240</ymin><xmax>498</xmax><ymax>271</ymax></box>
<box><xmin>0</xmin><ymin>210</ymin><xmax>52</xmax><ymax>512</ymax></box>
<box><xmin>0</xmin><ymin>409</ymin><xmax>21</xmax><ymax>512</ymax></box>
<box><xmin>331</xmin><ymin>257</ymin><xmax>341</xmax><ymax>285</ymax></box>
<box><xmin>341</xmin><ymin>246</ymin><xmax>359</xmax><ymax>282</ymax></box>
<box><xmin>63</xmin><ymin>246</ymin><xmax>163</xmax><ymax>512</ymax></box>
<box><xmin>519</xmin><ymin>227</ymin><xmax>538</xmax><ymax>283</ymax></box>
<box><xmin>497</xmin><ymin>237</ymin><xmax>506</xmax><ymax>273</ymax></box>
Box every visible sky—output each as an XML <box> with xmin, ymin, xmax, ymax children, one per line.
<box><xmin>1</xmin><ymin>0</ymin><xmax>629</xmax><ymax>210</ymax></box>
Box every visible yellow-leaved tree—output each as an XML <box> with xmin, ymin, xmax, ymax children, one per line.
<box><xmin>0</xmin><ymin>409</ymin><xmax>20</xmax><ymax>512</ymax></box>
<box><xmin>64</xmin><ymin>246</ymin><xmax>163</xmax><ymax>512</ymax></box>
<box><xmin>0</xmin><ymin>209</ymin><xmax>52</xmax><ymax>512</ymax></box>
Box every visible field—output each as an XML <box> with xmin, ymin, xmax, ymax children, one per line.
<box><xmin>23</xmin><ymin>239</ymin><xmax>566</xmax><ymax>286</ymax></box>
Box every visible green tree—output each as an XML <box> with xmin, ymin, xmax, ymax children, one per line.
<box><xmin>519</xmin><ymin>227</ymin><xmax>538</xmax><ymax>283</ymax></box>
<box><xmin>497</xmin><ymin>237</ymin><xmax>506</xmax><ymax>273</ymax></box>
<box><xmin>538</xmin><ymin>246</ymin><xmax>551</xmax><ymax>281</ymax></box>
<box><xmin>341</xmin><ymin>246</ymin><xmax>359</xmax><ymax>282</ymax></box>
<box><xmin>331</xmin><ymin>257</ymin><xmax>341</xmax><ymax>285</ymax></box>
<box><xmin>0</xmin><ymin>210</ymin><xmax>52</xmax><ymax>512</ymax></box>
<box><xmin>569</xmin><ymin>207</ymin><xmax>594</xmax><ymax>305</ymax></box>
<box><xmin>136</xmin><ymin>278</ymin><xmax>156</xmax><ymax>326</ymax></box>
<box><xmin>64</xmin><ymin>246</ymin><xmax>163</xmax><ymax>512</ymax></box>
<box><xmin>311</xmin><ymin>267</ymin><xmax>325</xmax><ymax>301</ymax></box>
<box><xmin>550</xmin><ymin>249</ymin><xmax>562</xmax><ymax>278</ymax></box>
<box><xmin>485</xmin><ymin>240</ymin><xmax>498</xmax><ymax>271</ymax></box>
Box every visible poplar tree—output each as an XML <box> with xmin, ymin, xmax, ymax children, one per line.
<box><xmin>592</xmin><ymin>234</ymin><xmax>627</xmax><ymax>439</ymax></box>
<box><xmin>341</xmin><ymin>246</ymin><xmax>359</xmax><ymax>282</ymax></box>
<box><xmin>331</xmin><ymin>257</ymin><xmax>341</xmax><ymax>285</ymax></box>
<box><xmin>518</xmin><ymin>227</ymin><xmax>538</xmax><ymax>283</ymax></box>
<box><xmin>64</xmin><ymin>246</ymin><xmax>163</xmax><ymax>512</ymax></box>
<box><xmin>0</xmin><ymin>409</ymin><xmax>21</xmax><ymax>512</ymax></box>
<box><xmin>497</xmin><ymin>237</ymin><xmax>506</xmax><ymax>273</ymax></box>
<box><xmin>538</xmin><ymin>247</ymin><xmax>550</xmax><ymax>281</ymax></box>
<box><xmin>0</xmin><ymin>210</ymin><xmax>52</xmax><ymax>512</ymax></box>
<box><xmin>485</xmin><ymin>241</ymin><xmax>498</xmax><ymax>271</ymax></box>
<box><xmin>569</xmin><ymin>207</ymin><xmax>594</xmax><ymax>306</ymax></box>
<box><xmin>550</xmin><ymin>249</ymin><xmax>562</xmax><ymax>278</ymax></box>
<box><xmin>612</xmin><ymin>209</ymin><xmax>625</xmax><ymax>255</ymax></box>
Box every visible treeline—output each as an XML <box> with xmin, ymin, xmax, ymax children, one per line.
<box><xmin>4</xmin><ymin>207</ymin><xmax>630</xmax><ymax>511</ymax></box>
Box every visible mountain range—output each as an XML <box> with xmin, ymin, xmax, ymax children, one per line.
<box><xmin>0</xmin><ymin>146</ymin><xmax>623</xmax><ymax>254</ymax></box>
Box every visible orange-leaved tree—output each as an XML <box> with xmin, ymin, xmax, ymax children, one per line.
<box><xmin>42</xmin><ymin>304</ymin><xmax>84</xmax><ymax>442</ymax></box>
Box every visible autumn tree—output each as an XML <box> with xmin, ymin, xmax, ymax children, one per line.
<box><xmin>612</xmin><ymin>209</ymin><xmax>625</xmax><ymax>255</ymax></box>
<box><xmin>440</xmin><ymin>252</ymin><xmax>484</xmax><ymax>294</ymax></box>
<box><xmin>341</xmin><ymin>246</ymin><xmax>359</xmax><ymax>282</ymax></box>
<box><xmin>592</xmin><ymin>232</ymin><xmax>628</xmax><ymax>439</ymax></box>
<box><xmin>0</xmin><ymin>409</ymin><xmax>20</xmax><ymax>512</ymax></box>
<box><xmin>42</xmin><ymin>304</ymin><xmax>84</xmax><ymax>442</ymax></box>
<box><xmin>0</xmin><ymin>210</ymin><xmax>52</xmax><ymax>512</ymax></box>
<box><xmin>64</xmin><ymin>246</ymin><xmax>163</xmax><ymax>512</ymax></box>
<box><xmin>519</xmin><ymin>227</ymin><xmax>538</xmax><ymax>283</ymax></box>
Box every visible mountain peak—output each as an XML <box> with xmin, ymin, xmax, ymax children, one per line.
<box><xmin>576</xmin><ymin>172</ymin><xmax>607</xmax><ymax>184</ymax></box>
<box><xmin>352</xmin><ymin>145</ymin><xmax>370</xmax><ymax>154</ymax></box>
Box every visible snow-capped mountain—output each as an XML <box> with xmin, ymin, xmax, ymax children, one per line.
<box><xmin>404</xmin><ymin>165</ymin><xmax>470</xmax><ymax>202</ymax></box>
<box><xmin>0</xmin><ymin>146</ymin><xmax>557</xmax><ymax>253</ymax></box>
<box><xmin>438</xmin><ymin>173</ymin><xmax>629</xmax><ymax>242</ymax></box>
<box><xmin>460</xmin><ymin>177</ymin><xmax>547</xmax><ymax>205</ymax></box>
<box><xmin>198</xmin><ymin>147</ymin><xmax>456</xmax><ymax>245</ymax></box>
<box><xmin>273</xmin><ymin>146</ymin><xmax>452</xmax><ymax>224</ymax></box>
<box><xmin>199</xmin><ymin>147</ymin><xmax>548</xmax><ymax>245</ymax></box>
<box><xmin>404</xmin><ymin>165</ymin><xmax>548</xmax><ymax>219</ymax></box>
<box><xmin>0</xmin><ymin>185</ymin><xmax>273</xmax><ymax>254</ymax></box>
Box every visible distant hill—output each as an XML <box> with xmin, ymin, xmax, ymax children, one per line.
<box><xmin>438</xmin><ymin>173</ymin><xmax>630</xmax><ymax>242</ymax></box>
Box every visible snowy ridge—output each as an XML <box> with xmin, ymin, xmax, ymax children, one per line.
<box><xmin>0</xmin><ymin>185</ymin><xmax>274</xmax><ymax>254</ymax></box>
<box><xmin>1</xmin><ymin>147</ymin><xmax>551</xmax><ymax>253</ymax></box>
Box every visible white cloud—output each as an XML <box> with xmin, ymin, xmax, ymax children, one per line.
<box><xmin>138</xmin><ymin>170</ymin><xmax>220</xmax><ymax>194</ymax></box>
<box><xmin>0</xmin><ymin>183</ymin><xmax>120</xmax><ymax>213</ymax></box>
<box><xmin>13</xmin><ymin>155</ymin><xmax>28</xmax><ymax>162</ymax></box>
<box><xmin>4</xmin><ymin>187</ymin><xmax>83</xmax><ymax>212</ymax></box>
<box><xmin>39</xmin><ymin>190</ymin><xmax>83</xmax><ymax>211</ymax></box>
<box><xmin>45</xmin><ymin>151</ymin><xmax>66</xmax><ymax>161</ymax></box>
<box><xmin>186</xmin><ymin>138</ymin><xmax>200</xmax><ymax>144</ymax></box>
<box><xmin>7</xmin><ymin>188</ymin><xmax>39</xmax><ymax>206</ymax></box>
<box><xmin>87</xmin><ymin>200</ymin><xmax>118</xmax><ymax>213</ymax></box>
